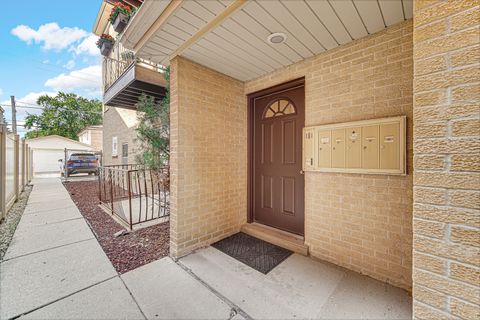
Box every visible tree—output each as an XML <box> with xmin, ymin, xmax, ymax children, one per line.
<box><xmin>24</xmin><ymin>92</ymin><xmax>102</xmax><ymax>140</ymax></box>
<box><xmin>135</xmin><ymin>68</ymin><xmax>170</xmax><ymax>170</ymax></box>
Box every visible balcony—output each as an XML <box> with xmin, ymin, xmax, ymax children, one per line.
<box><xmin>102</xmin><ymin>43</ymin><xmax>167</xmax><ymax>109</ymax></box>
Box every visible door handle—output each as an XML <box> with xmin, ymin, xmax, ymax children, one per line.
<box><xmin>300</xmin><ymin>170</ymin><xmax>305</xmax><ymax>175</ymax></box>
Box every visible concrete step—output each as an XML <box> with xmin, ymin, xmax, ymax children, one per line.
<box><xmin>241</xmin><ymin>223</ymin><xmax>309</xmax><ymax>256</ymax></box>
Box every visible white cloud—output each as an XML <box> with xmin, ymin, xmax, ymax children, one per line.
<box><xmin>42</xmin><ymin>59</ymin><xmax>49</xmax><ymax>64</ymax></box>
<box><xmin>63</xmin><ymin>59</ymin><xmax>76</xmax><ymax>70</ymax></box>
<box><xmin>11</xmin><ymin>22</ymin><xmax>88</xmax><ymax>50</ymax></box>
<box><xmin>70</xmin><ymin>34</ymin><xmax>99</xmax><ymax>56</ymax></box>
<box><xmin>44</xmin><ymin>65</ymin><xmax>102</xmax><ymax>91</ymax></box>
<box><xmin>1</xmin><ymin>91</ymin><xmax>58</xmax><ymax>120</ymax></box>
<box><xmin>6</xmin><ymin>91</ymin><xmax>57</xmax><ymax>106</ymax></box>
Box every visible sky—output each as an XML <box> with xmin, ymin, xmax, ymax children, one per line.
<box><xmin>0</xmin><ymin>0</ymin><xmax>103</xmax><ymax>135</ymax></box>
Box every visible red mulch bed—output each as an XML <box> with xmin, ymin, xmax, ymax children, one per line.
<box><xmin>64</xmin><ymin>180</ymin><xmax>169</xmax><ymax>274</ymax></box>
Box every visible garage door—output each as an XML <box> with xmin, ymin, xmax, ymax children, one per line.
<box><xmin>32</xmin><ymin>149</ymin><xmax>64</xmax><ymax>176</ymax></box>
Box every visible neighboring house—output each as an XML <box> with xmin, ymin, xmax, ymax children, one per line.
<box><xmin>78</xmin><ymin>125</ymin><xmax>103</xmax><ymax>151</ymax></box>
<box><xmin>93</xmin><ymin>1</ymin><xmax>479</xmax><ymax>319</ymax></box>
<box><xmin>26</xmin><ymin>135</ymin><xmax>94</xmax><ymax>177</ymax></box>
<box><xmin>93</xmin><ymin>0</ymin><xmax>167</xmax><ymax>166</ymax></box>
<box><xmin>102</xmin><ymin>107</ymin><xmax>139</xmax><ymax>165</ymax></box>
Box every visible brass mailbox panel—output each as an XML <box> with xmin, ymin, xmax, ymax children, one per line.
<box><xmin>331</xmin><ymin>129</ymin><xmax>345</xmax><ymax>168</ymax></box>
<box><xmin>380</xmin><ymin>122</ymin><xmax>400</xmax><ymax>170</ymax></box>
<box><xmin>303</xmin><ymin>116</ymin><xmax>406</xmax><ymax>175</ymax></box>
<box><xmin>346</xmin><ymin>127</ymin><xmax>362</xmax><ymax>168</ymax></box>
<box><xmin>362</xmin><ymin>125</ymin><xmax>379</xmax><ymax>169</ymax></box>
<box><xmin>317</xmin><ymin>130</ymin><xmax>331</xmax><ymax>168</ymax></box>
<box><xmin>302</xmin><ymin>128</ymin><xmax>315</xmax><ymax>170</ymax></box>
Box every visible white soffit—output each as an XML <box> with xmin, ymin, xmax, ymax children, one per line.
<box><xmin>122</xmin><ymin>0</ymin><xmax>171</xmax><ymax>49</ymax></box>
<box><xmin>137</xmin><ymin>0</ymin><xmax>413</xmax><ymax>82</ymax></box>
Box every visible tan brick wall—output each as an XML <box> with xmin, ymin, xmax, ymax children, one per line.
<box><xmin>169</xmin><ymin>56</ymin><xmax>247</xmax><ymax>257</ymax></box>
<box><xmin>102</xmin><ymin>107</ymin><xmax>140</xmax><ymax>166</ymax></box>
<box><xmin>245</xmin><ymin>20</ymin><xmax>414</xmax><ymax>290</ymax></box>
<box><xmin>412</xmin><ymin>0</ymin><xmax>480</xmax><ymax>319</ymax></box>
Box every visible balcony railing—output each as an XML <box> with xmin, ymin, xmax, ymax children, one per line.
<box><xmin>102</xmin><ymin>42</ymin><xmax>166</xmax><ymax>93</ymax></box>
<box><xmin>98</xmin><ymin>164</ymin><xmax>169</xmax><ymax>230</ymax></box>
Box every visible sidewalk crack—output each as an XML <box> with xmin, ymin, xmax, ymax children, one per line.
<box><xmin>175</xmin><ymin>259</ymin><xmax>253</xmax><ymax>320</ymax></box>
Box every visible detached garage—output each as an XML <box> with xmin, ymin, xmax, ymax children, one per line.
<box><xmin>25</xmin><ymin>135</ymin><xmax>94</xmax><ymax>177</ymax></box>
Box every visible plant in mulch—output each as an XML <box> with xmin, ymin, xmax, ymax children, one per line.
<box><xmin>96</xmin><ymin>34</ymin><xmax>115</xmax><ymax>56</ymax></box>
<box><xmin>109</xmin><ymin>2</ymin><xmax>133</xmax><ymax>33</ymax></box>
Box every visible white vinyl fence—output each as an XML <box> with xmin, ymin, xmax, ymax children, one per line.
<box><xmin>0</xmin><ymin>122</ymin><xmax>32</xmax><ymax>221</ymax></box>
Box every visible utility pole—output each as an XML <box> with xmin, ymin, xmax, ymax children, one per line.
<box><xmin>10</xmin><ymin>95</ymin><xmax>17</xmax><ymax>134</ymax></box>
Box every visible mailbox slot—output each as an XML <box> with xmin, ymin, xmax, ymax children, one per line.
<box><xmin>362</xmin><ymin>125</ymin><xmax>379</xmax><ymax>169</ymax></box>
<box><xmin>317</xmin><ymin>130</ymin><xmax>332</xmax><ymax>168</ymax></box>
<box><xmin>331</xmin><ymin>129</ymin><xmax>345</xmax><ymax>168</ymax></box>
<box><xmin>346</xmin><ymin>126</ymin><xmax>362</xmax><ymax>168</ymax></box>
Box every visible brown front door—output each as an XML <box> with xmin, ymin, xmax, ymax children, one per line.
<box><xmin>253</xmin><ymin>84</ymin><xmax>305</xmax><ymax>235</ymax></box>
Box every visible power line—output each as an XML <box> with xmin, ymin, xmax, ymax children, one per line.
<box><xmin>0</xmin><ymin>104</ymin><xmax>103</xmax><ymax>115</ymax></box>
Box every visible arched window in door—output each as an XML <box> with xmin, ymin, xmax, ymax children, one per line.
<box><xmin>263</xmin><ymin>98</ymin><xmax>296</xmax><ymax>119</ymax></box>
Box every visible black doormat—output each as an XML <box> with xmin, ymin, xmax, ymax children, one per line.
<box><xmin>212</xmin><ymin>232</ymin><xmax>293</xmax><ymax>274</ymax></box>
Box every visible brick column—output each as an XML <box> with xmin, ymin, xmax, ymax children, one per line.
<box><xmin>169</xmin><ymin>56</ymin><xmax>247</xmax><ymax>258</ymax></box>
<box><xmin>413</xmin><ymin>0</ymin><xmax>480</xmax><ymax>319</ymax></box>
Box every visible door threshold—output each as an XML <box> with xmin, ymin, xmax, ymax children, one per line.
<box><xmin>241</xmin><ymin>223</ymin><xmax>309</xmax><ymax>256</ymax></box>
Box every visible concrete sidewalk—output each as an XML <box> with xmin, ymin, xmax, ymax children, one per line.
<box><xmin>0</xmin><ymin>178</ymin><xmax>236</xmax><ymax>320</ymax></box>
<box><xmin>0</xmin><ymin>178</ymin><xmax>144</xmax><ymax>319</ymax></box>
<box><xmin>1</xmin><ymin>178</ymin><xmax>411</xmax><ymax>320</ymax></box>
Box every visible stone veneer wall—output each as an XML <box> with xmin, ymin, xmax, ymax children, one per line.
<box><xmin>412</xmin><ymin>0</ymin><xmax>480</xmax><ymax>319</ymax></box>
<box><xmin>245</xmin><ymin>20</ymin><xmax>414</xmax><ymax>290</ymax></box>
<box><xmin>169</xmin><ymin>56</ymin><xmax>247</xmax><ymax>257</ymax></box>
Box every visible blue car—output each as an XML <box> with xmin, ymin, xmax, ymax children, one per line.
<box><xmin>66</xmin><ymin>153</ymin><xmax>99</xmax><ymax>176</ymax></box>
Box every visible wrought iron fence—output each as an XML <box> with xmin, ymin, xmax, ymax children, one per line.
<box><xmin>98</xmin><ymin>164</ymin><xmax>169</xmax><ymax>230</ymax></box>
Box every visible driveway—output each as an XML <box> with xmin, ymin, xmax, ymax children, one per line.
<box><xmin>1</xmin><ymin>177</ymin><xmax>412</xmax><ymax>319</ymax></box>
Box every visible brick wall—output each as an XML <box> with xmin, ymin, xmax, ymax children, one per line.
<box><xmin>412</xmin><ymin>0</ymin><xmax>480</xmax><ymax>319</ymax></box>
<box><xmin>245</xmin><ymin>20</ymin><xmax>414</xmax><ymax>290</ymax></box>
<box><xmin>169</xmin><ymin>57</ymin><xmax>247</xmax><ymax>257</ymax></box>
<box><xmin>102</xmin><ymin>107</ymin><xmax>140</xmax><ymax>165</ymax></box>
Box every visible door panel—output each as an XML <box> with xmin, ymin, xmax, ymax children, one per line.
<box><xmin>254</xmin><ymin>86</ymin><xmax>305</xmax><ymax>235</ymax></box>
<box><xmin>261</xmin><ymin>175</ymin><xmax>274</xmax><ymax>209</ymax></box>
<box><xmin>282</xmin><ymin>119</ymin><xmax>296</xmax><ymax>164</ymax></box>
<box><xmin>282</xmin><ymin>177</ymin><xmax>295</xmax><ymax>215</ymax></box>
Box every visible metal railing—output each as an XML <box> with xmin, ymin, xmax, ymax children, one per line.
<box><xmin>102</xmin><ymin>41</ymin><xmax>166</xmax><ymax>92</ymax></box>
<box><xmin>98</xmin><ymin>164</ymin><xmax>169</xmax><ymax>230</ymax></box>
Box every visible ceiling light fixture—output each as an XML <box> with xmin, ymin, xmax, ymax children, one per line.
<box><xmin>267</xmin><ymin>32</ymin><xmax>287</xmax><ymax>44</ymax></box>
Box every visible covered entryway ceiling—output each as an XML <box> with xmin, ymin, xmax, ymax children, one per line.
<box><xmin>122</xmin><ymin>0</ymin><xmax>412</xmax><ymax>81</ymax></box>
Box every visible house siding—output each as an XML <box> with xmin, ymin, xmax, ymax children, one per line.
<box><xmin>245</xmin><ymin>20</ymin><xmax>414</xmax><ymax>291</ymax></box>
<box><xmin>102</xmin><ymin>107</ymin><xmax>139</xmax><ymax>165</ymax></box>
<box><xmin>170</xmin><ymin>56</ymin><xmax>247</xmax><ymax>257</ymax></box>
<box><xmin>412</xmin><ymin>0</ymin><xmax>480</xmax><ymax>319</ymax></box>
